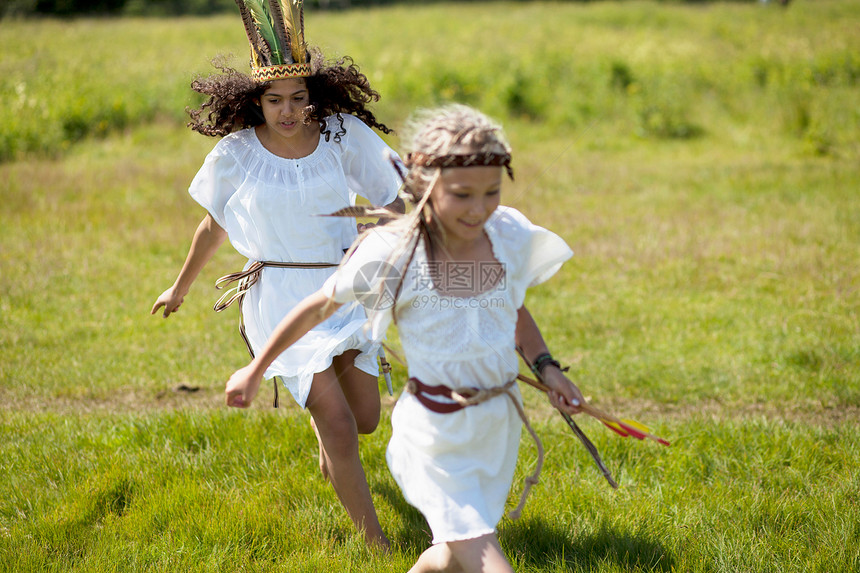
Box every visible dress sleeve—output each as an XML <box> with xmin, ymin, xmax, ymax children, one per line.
<box><xmin>339</xmin><ymin>115</ymin><xmax>401</xmax><ymax>207</ymax></box>
<box><xmin>187</xmin><ymin>140</ymin><xmax>243</xmax><ymax>230</ymax></box>
<box><xmin>322</xmin><ymin>229</ymin><xmax>404</xmax><ymax>340</ymax></box>
<box><xmin>487</xmin><ymin>206</ymin><xmax>573</xmax><ymax>308</ymax></box>
<box><xmin>322</xmin><ymin>229</ymin><xmax>400</xmax><ymax>303</ymax></box>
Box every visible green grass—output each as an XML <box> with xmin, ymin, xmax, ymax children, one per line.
<box><xmin>2</xmin><ymin>409</ymin><xmax>858</xmax><ymax>572</ymax></box>
<box><xmin>2</xmin><ymin>1</ymin><xmax>859</xmax><ymax>571</ymax></box>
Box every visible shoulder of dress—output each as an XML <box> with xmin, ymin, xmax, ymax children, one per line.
<box><xmin>359</xmin><ymin>227</ymin><xmax>402</xmax><ymax>250</ymax></box>
<box><xmin>220</xmin><ymin>128</ymin><xmax>253</xmax><ymax>145</ymax></box>
<box><xmin>204</xmin><ymin>129</ymin><xmax>295</xmax><ymax>179</ymax></box>
<box><xmin>486</xmin><ymin>206</ymin><xmax>534</xmax><ymax>237</ymax></box>
<box><xmin>484</xmin><ymin>206</ymin><xmax>537</xmax><ymax>268</ymax></box>
<box><xmin>352</xmin><ymin>227</ymin><xmax>420</xmax><ymax>269</ymax></box>
<box><xmin>324</xmin><ymin>113</ymin><xmax>359</xmax><ymax>131</ymax></box>
<box><xmin>209</xmin><ymin>129</ymin><xmax>253</xmax><ymax>156</ymax></box>
<box><xmin>331</xmin><ymin>113</ymin><xmax>377</xmax><ymax>140</ymax></box>
<box><xmin>334</xmin><ymin>113</ymin><xmax>361</xmax><ymax>126</ymax></box>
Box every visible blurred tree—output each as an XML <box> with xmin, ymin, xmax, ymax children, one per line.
<box><xmin>33</xmin><ymin>0</ymin><xmax>126</xmax><ymax>16</ymax></box>
<box><xmin>2</xmin><ymin>0</ymin><xmax>767</xmax><ymax>19</ymax></box>
<box><xmin>123</xmin><ymin>0</ymin><xmax>235</xmax><ymax>16</ymax></box>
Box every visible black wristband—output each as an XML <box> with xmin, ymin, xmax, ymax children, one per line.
<box><xmin>532</xmin><ymin>353</ymin><xmax>561</xmax><ymax>376</ymax></box>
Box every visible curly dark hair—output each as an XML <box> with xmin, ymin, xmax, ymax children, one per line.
<box><xmin>187</xmin><ymin>49</ymin><xmax>392</xmax><ymax>140</ymax></box>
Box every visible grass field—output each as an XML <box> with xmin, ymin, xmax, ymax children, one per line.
<box><xmin>1</xmin><ymin>1</ymin><xmax>859</xmax><ymax>571</ymax></box>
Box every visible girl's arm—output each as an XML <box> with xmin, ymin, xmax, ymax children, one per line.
<box><xmin>515</xmin><ymin>306</ymin><xmax>584</xmax><ymax>414</ymax></box>
<box><xmin>225</xmin><ymin>289</ymin><xmax>343</xmax><ymax>408</ymax></box>
<box><xmin>151</xmin><ymin>214</ymin><xmax>227</xmax><ymax>318</ymax></box>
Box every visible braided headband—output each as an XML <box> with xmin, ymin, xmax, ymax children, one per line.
<box><xmin>251</xmin><ymin>63</ymin><xmax>313</xmax><ymax>82</ymax></box>
<box><xmin>405</xmin><ymin>152</ymin><xmax>514</xmax><ymax>180</ymax></box>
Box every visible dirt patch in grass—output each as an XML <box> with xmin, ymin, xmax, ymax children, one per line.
<box><xmin>2</xmin><ymin>384</ymin><xmax>855</xmax><ymax>429</ymax></box>
<box><xmin>0</xmin><ymin>383</ymin><xmax>289</xmax><ymax>416</ymax></box>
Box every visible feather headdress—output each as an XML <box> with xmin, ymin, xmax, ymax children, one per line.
<box><xmin>235</xmin><ymin>0</ymin><xmax>311</xmax><ymax>82</ymax></box>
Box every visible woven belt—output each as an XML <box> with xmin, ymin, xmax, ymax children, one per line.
<box><xmin>405</xmin><ymin>377</ymin><xmax>480</xmax><ymax>413</ymax></box>
<box><xmin>213</xmin><ymin>260</ymin><xmax>338</xmax><ymax>312</ymax></box>
<box><xmin>213</xmin><ymin>259</ymin><xmax>338</xmax><ymax>408</ymax></box>
<box><xmin>404</xmin><ymin>376</ymin><xmax>543</xmax><ymax>519</ymax></box>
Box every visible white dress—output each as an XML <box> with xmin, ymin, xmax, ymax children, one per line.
<box><xmin>189</xmin><ymin>114</ymin><xmax>401</xmax><ymax>407</ymax></box>
<box><xmin>323</xmin><ymin>206</ymin><xmax>573</xmax><ymax>543</ymax></box>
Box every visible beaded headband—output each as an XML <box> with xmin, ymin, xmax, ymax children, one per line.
<box><xmin>404</xmin><ymin>151</ymin><xmax>514</xmax><ymax>180</ymax></box>
<box><xmin>235</xmin><ymin>0</ymin><xmax>311</xmax><ymax>82</ymax></box>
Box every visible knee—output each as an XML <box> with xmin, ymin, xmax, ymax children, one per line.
<box><xmin>314</xmin><ymin>413</ymin><xmax>359</xmax><ymax>458</ymax></box>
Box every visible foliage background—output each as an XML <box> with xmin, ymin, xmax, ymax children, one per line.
<box><xmin>2</xmin><ymin>0</ymin><xmax>779</xmax><ymax>19</ymax></box>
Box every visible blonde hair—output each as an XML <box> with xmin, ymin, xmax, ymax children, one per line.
<box><xmin>386</xmin><ymin>105</ymin><xmax>511</xmax><ymax>319</ymax></box>
<box><xmin>401</xmin><ymin>103</ymin><xmax>512</xmax><ymax>207</ymax></box>
<box><xmin>329</xmin><ymin>104</ymin><xmax>513</xmax><ymax>324</ymax></box>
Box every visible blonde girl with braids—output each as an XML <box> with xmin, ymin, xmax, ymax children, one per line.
<box><xmin>151</xmin><ymin>1</ymin><xmax>404</xmax><ymax>549</ymax></box>
<box><xmin>224</xmin><ymin>104</ymin><xmax>585</xmax><ymax>571</ymax></box>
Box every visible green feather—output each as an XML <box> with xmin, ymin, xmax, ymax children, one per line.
<box><xmin>243</xmin><ymin>0</ymin><xmax>283</xmax><ymax>65</ymax></box>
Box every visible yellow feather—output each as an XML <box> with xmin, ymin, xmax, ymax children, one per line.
<box><xmin>620</xmin><ymin>419</ymin><xmax>651</xmax><ymax>433</ymax></box>
<box><xmin>285</xmin><ymin>0</ymin><xmax>306</xmax><ymax>63</ymax></box>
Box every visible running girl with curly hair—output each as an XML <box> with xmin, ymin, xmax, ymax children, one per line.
<box><xmin>151</xmin><ymin>0</ymin><xmax>403</xmax><ymax>550</ymax></box>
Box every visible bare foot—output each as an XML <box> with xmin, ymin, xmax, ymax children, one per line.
<box><xmin>368</xmin><ymin>531</ymin><xmax>391</xmax><ymax>553</ymax></box>
<box><xmin>309</xmin><ymin>416</ymin><xmax>330</xmax><ymax>481</ymax></box>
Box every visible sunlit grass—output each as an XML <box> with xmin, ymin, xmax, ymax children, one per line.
<box><xmin>1</xmin><ymin>1</ymin><xmax>859</xmax><ymax>571</ymax></box>
<box><xmin>1</xmin><ymin>409</ymin><xmax>857</xmax><ymax>572</ymax></box>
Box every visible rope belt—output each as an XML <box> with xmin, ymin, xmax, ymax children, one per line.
<box><xmin>406</xmin><ymin>377</ymin><xmax>544</xmax><ymax>520</ymax></box>
<box><xmin>213</xmin><ymin>260</ymin><xmax>338</xmax><ymax>408</ymax></box>
<box><xmin>213</xmin><ymin>260</ymin><xmax>338</xmax><ymax>312</ymax></box>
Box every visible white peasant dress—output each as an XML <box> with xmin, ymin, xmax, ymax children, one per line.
<box><xmin>189</xmin><ymin>114</ymin><xmax>401</xmax><ymax>407</ymax></box>
<box><xmin>323</xmin><ymin>206</ymin><xmax>573</xmax><ymax>543</ymax></box>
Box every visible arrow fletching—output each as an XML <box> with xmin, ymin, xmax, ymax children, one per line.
<box><xmin>602</xmin><ymin>421</ymin><xmax>631</xmax><ymax>437</ymax></box>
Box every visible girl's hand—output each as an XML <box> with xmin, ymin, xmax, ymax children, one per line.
<box><xmin>225</xmin><ymin>365</ymin><xmax>263</xmax><ymax>408</ymax></box>
<box><xmin>542</xmin><ymin>367</ymin><xmax>585</xmax><ymax>415</ymax></box>
<box><xmin>151</xmin><ymin>287</ymin><xmax>186</xmax><ymax>318</ymax></box>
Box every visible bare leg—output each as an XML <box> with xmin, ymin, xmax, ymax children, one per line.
<box><xmin>332</xmin><ymin>349</ymin><xmax>381</xmax><ymax>435</ymax></box>
<box><xmin>408</xmin><ymin>543</ymin><xmax>462</xmax><ymax>573</ymax></box>
<box><xmin>309</xmin><ymin>416</ymin><xmax>329</xmax><ymax>481</ymax></box>
<box><xmin>305</xmin><ymin>364</ymin><xmax>388</xmax><ymax>550</ymax></box>
<box><xmin>310</xmin><ymin>350</ymin><xmax>380</xmax><ymax>481</ymax></box>
<box><xmin>409</xmin><ymin>535</ymin><xmax>513</xmax><ymax>573</ymax></box>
